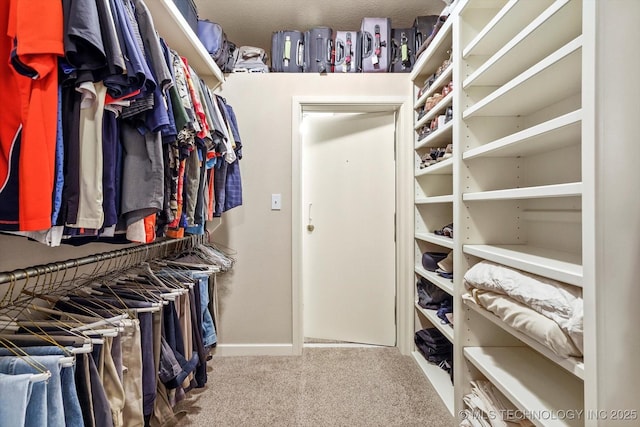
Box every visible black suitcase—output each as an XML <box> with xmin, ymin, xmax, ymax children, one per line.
<box><xmin>333</xmin><ymin>31</ymin><xmax>359</xmax><ymax>73</ymax></box>
<box><xmin>360</xmin><ymin>18</ymin><xmax>391</xmax><ymax>73</ymax></box>
<box><xmin>389</xmin><ymin>28</ymin><xmax>416</xmax><ymax>72</ymax></box>
<box><xmin>413</xmin><ymin>15</ymin><xmax>439</xmax><ymax>53</ymax></box>
<box><xmin>304</xmin><ymin>27</ymin><xmax>333</xmax><ymax>73</ymax></box>
<box><xmin>271</xmin><ymin>31</ymin><xmax>304</xmax><ymax>72</ymax></box>
<box><xmin>172</xmin><ymin>0</ymin><xmax>198</xmax><ymax>34</ymax></box>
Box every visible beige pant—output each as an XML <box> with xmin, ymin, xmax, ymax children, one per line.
<box><xmin>120</xmin><ymin>319</ymin><xmax>145</xmax><ymax>427</ymax></box>
<box><xmin>99</xmin><ymin>336</ymin><xmax>126</xmax><ymax>427</ymax></box>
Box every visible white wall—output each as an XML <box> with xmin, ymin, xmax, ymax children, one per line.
<box><xmin>213</xmin><ymin>73</ymin><xmax>411</xmax><ymax>354</ymax></box>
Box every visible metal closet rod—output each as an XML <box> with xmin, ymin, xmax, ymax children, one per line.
<box><xmin>0</xmin><ymin>235</ymin><xmax>204</xmax><ymax>286</ymax></box>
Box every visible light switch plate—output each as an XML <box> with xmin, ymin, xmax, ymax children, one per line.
<box><xmin>271</xmin><ymin>194</ymin><xmax>282</xmax><ymax>210</ymax></box>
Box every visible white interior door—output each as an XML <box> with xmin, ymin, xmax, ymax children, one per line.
<box><xmin>302</xmin><ymin>111</ymin><xmax>396</xmax><ymax>346</ymax></box>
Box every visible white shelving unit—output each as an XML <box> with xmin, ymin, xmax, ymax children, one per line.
<box><xmin>408</xmin><ymin>1</ymin><xmax>640</xmax><ymax>425</ymax></box>
<box><xmin>145</xmin><ymin>0</ymin><xmax>224</xmax><ymax>89</ymax></box>
<box><xmin>409</xmin><ymin>0</ymin><xmax>640</xmax><ymax>425</ymax></box>
<box><xmin>456</xmin><ymin>1</ymin><xmax>587</xmax><ymax>417</ymax></box>
<box><xmin>411</xmin><ymin>6</ymin><xmax>456</xmax><ymax>417</ymax></box>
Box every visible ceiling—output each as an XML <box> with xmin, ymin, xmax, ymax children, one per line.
<box><xmin>194</xmin><ymin>0</ymin><xmax>448</xmax><ymax>52</ymax></box>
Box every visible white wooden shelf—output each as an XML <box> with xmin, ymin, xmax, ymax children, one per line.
<box><xmin>411</xmin><ymin>17</ymin><xmax>454</xmax><ymax>81</ymax></box>
<box><xmin>464</xmin><ymin>347</ymin><xmax>584</xmax><ymax>427</ymax></box>
<box><xmin>415</xmin><ymin>265</ymin><xmax>454</xmax><ymax>295</ymax></box>
<box><xmin>416</xmin><ymin>302</ymin><xmax>454</xmax><ymax>343</ymax></box>
<box><xmin>463</xmin><ymin>37</ymin><xmax>582</xmax><ymax>119</ymax></box>
<box><xmin>463</xmin><ymin>110</ymin><xmax>581</xmax><ymax>160</ymax></box>
<box><xmin>463</xmin><ymin>0</ymin><xmax>581</xmax><ymax>88</ymax></box>
<box><xmin>463</xmin><ymin>244</ymin><xmax>582</xmax><ymax>287</ymax></box>
<box><xmin>415</xmin><ymin>158</ymin><xmax>453</xmax><ymax>176</ymax></box>
<box><xmin>146</xmin><ymin>0</ymin><xmax>224</xmax><ymax>89</ymax></box>
<box><xmin>463</xmin><ymin>0</ymin><xmax>555</xmax><ymax>58</ymax></box>
<box><xmin>463</xmin><ymin>182</ymin><xmax>582</xmax><ymax>201</ymax></box>
<box><xmin>416</xmin><ymin>233</ymin><xmax>455</xmax><ymax>250</ymax></box>
<box><xmin>412</xmin><ymin>351</ymin><xmax>455</xmax><ymax>415</ymax></box>
<box><xmin>416</xmin><ymin>121</ymin><xmax>453</xmax><ymax>150</ymax></box>
<box><xmin>415</xmin><ymin>65</ymin><xmax>454</xmax><ymax>109</ymax></box>
<box><xmin>462</xmin><ymin>296</ymin><xmax>584</xmax><ymax>379</ymax></box>
<box><xmin>414</xmin><ymin>92</ymin><xmax>454</xmax><ymax>130</ymax></box>
<box><xmin>416</xmin><ymin>195</ymin><xmax>454</xmax><ymax>204</ymax></box>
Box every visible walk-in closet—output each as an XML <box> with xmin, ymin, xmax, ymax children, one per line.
<box><xmin>1</xmin><ymin>0</ymin><xmax>638</xmax><ymax>426</ymax></box>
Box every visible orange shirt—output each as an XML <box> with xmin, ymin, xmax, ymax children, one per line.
<box><xmin>0</xmin><ymin>0</ymin><xmax>63</xmax><ymax>231</ymax></box>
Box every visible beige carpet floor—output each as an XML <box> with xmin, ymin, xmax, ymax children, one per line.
<box><xmin>175</xmin><ymin>346</ymin><xmax>454</xmax><ymax>426</ymax></box>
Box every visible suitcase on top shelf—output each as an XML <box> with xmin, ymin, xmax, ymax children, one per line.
<box><xmin>172</xmin><ymin>0</ymin><xmax>198</xmax><ymax>35</ymax></box>
<box><xmin>389</xmin><ymin>28</ymin><xmax>416</xmax><ymax>72</ymax></box>
<box><xmin>271</xmin><ymin>31</ymin><xmax>305</xmax><ymax>72</ymax></box>
<box><xmin>360</xmin><ymin>17</ymin><xmax>391</xmax><ymax>73</ymax></box>
<box><xmin>232</xmin><ymin>46</ymin><xmax>269</xmax><ymax>73</ymax></box>
<box><xmin>304</xmin><ymin>27</ymin><xmax>333</xmax><ymax>73</ymax></box>
<box><xmin>413</xmin><ymin>15</ymin><xmax>439</xmax><ymax>53</ymax></box>
<box><xmin>333</xmin><ymin>31</ymin><xmax>360</xmax><ymax>73</ymax></box>
<box><xmin>197</xmin><ymin>19</ymin><xmax>233</xmax><ymax>71</ymax></box>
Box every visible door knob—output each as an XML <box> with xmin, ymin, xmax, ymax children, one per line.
<box><xmin>307</xmin><ymin>204</ymin><xmax>315</xmax><ymax>232</ymax></box>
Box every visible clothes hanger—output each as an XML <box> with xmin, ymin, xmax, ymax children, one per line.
<box><xmin>0</xmin><ymin>272</ymin><xmax>20</xmax><ymax>310</ymax></box>
<box><xmin>9</xmin><ymin>299</ymin><xmax>95</xmax><ymax>356</ymax></box>
<box><xmin>139</xmin><ymin>262</ymin><xmax>194</xmax><ymax>295</ymax></box>
<box><xmin>0</xmin><ymin>336</ymin><xmax>52</xmax><ymax>383</ymax></box>
<box><xmin>0</xmin><ymin>329</ymin><xmax>76</xmax><ymax>368</ymax></box>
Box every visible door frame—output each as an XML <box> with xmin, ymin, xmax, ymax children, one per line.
<box><xmin>292</xmin><ymin>96</ymin><xmax>413</xmax><ymax>356</ymax></box>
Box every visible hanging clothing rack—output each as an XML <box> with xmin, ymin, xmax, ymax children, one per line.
<box><xmin>0</xmin><ymin>235</ymin><xmax>206</xmax><ymax>287</ymax></box>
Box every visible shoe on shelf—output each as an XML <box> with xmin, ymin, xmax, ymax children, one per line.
<box><xmin>434</xmin><ymin>222</ymin><xmax>453</xmax><ymax>238</ymax></box>
<box><xmin>441</xmin><ymin>144</ymin><xmax>453</xmax><ymax>161</ymax></box>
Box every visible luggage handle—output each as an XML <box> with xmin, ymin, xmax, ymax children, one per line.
<box><xmin>284</xmin><ymin>35</ymin><xmax>292</xmax><ymax>65</ymax></box>
<box><xmin>345</xmin><ymin>32</ymin><xmax>353</xmax><ymax>68</ymax></box>
<box><xmin>297</xmin><ymin>40</ymin><xmax>304</xmax><ymax>66</ymax></box>
<box><xmin>362</xmin><ymin>31</ymin><xmax>373</xmax><ymax>58</ymax></box>
<box><xmin>335</xmin><ymin>39</ymin><xmax>345</xmax><ymax>64</ymax></box>
<box><xmin>374</xmin><ymin>24</ymin><xmax>386</xmax><ymax>58</ymax></box>
<box><xmin>314</xmin><ymin>36</ymin><xmax>332</xmax><ymax>73</ymax></box>
<box><xmin>401</xmin><ymin>32</ymin><xmax>411</xmax><ymax>67</ymax></box>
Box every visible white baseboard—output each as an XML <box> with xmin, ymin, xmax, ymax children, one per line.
<box><xmin>303</xmin><ymin>342</ymin><xmax>386</xmax><ymax>348</ymax></box>
<box><xmin>212</xmin><ymin>343</ymin><xmax>296</xmax><ymax>357</ymax></box>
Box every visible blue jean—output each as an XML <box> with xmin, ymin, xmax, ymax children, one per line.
<box><xmin>0</xmin><ymin>372</ymin><xmax>33</xmax><ymax>427</ymax></box>
<box><xmin>159</xmin><ymin>269</ymin><xmax>217</xmax><ymax>347</ymax></box>
<box><xmin>0</xmin><ymin>354</ymin><xmax>65</xmax><ymax>427</ymax></box>
<box><xmin>0</xmin><ymin>346</ymin><xmax>83</xmax><ymax>427</ymax></box>
<box><xmin>196</xmin><ymin>275</ymin><xmax>217</xmax><ymax>347</ymax></box>
<box><xmin>163</xmin><ymin>270</ymin><xmax>218</xmax><ymax>347</ymax></box>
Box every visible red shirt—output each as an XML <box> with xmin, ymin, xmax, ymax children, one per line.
<box><xmin>0</xmin><ymin>0</ymin><xmax>63</xmax><ymax>231</ymax></box>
